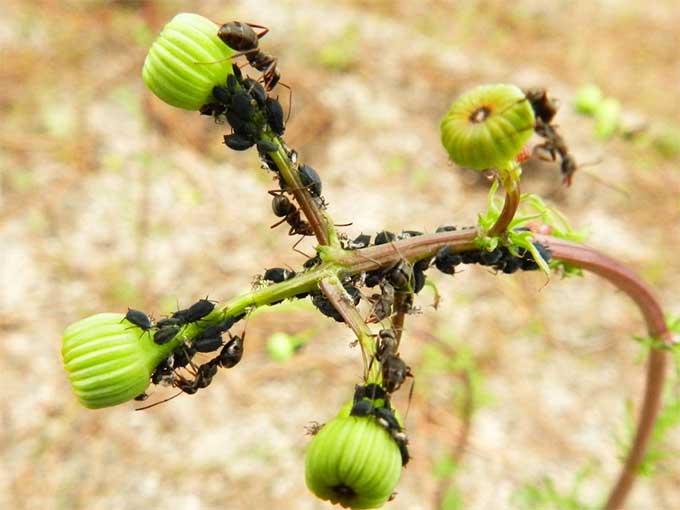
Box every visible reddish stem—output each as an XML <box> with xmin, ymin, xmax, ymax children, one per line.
<box><xmin>537</xmin><ymin>236</ymin><xmax>672</xmax><ymax>510</ymax></box>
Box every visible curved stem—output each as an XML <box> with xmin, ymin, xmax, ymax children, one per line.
<box><xmin>537</xmin><ymin>235</ymin><xmax>672</xmax><ymax>510</ymax></box>
<box><xmin>487</xmin><ymin>178</ymin><xmax>520</xmax><ymax>237</ymax></box>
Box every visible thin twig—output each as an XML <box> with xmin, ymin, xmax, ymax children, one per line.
<box><xmin>319</xmin><ymin>276</ymin><xmax>378</xmax><ymax>381</ymax></box>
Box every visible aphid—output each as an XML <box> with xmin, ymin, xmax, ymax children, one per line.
<box><xmin>153</xmin><ymin>325</ymin><xmax>180</xmax><ymax>345</ymax></box>
<box><xmin>412</xmin><ymin>268</ymin><xmax>426</xmax><ymax>294</ymax></box>
<box><xmin>349</xmin><ymin>399</ymin><xmax>375</xmax><ymax>417</ymax></box>
<box><xmin>387</xmin><ymin>260</ymin><xmax>413</xmax><ymax>290</ymax></box>
<box><xmin>151</xmin><ymin>357</ymin><xmax>173</xmax><ymax>385</ymax></box>
<box><xmin>256</xmin><ymin>139</ymin><xmax>278</xmax><ymax>153</ymax></box>
<box><xmin>303</xmin><ymin>254</ymin><xmax>321</xmax><ymax>269</ymax></box>
<box><xmin>298</xmin><ymin>164</ymin><xmax>322</xmax><ymax>197</ymax></box>
<box><xmin>435</xmin><ymin>225</ymin><xmax>457</xmax><ymax>233</ymax></box>
<box><xmin>217</xmin><ymin>21</ymin><xmax>282</xmax><ymax>91</ymax></box>
<box><xmin>265</xmin><ymin>97</ymin><xmax>285</xmax><ymax>136</ymax></box>
<box><xmin>218</xmin><ymin>333</ymin><xmax>244</xmax><ymax>368</ymax></box>
<box><xmin>374</xmin><ymin>230</ymin><xmax>396</xmax><ymax>245</ymax></box>
<box><xmin>263</xmin><ymin>267</ymin><xmax>296</xmax><ymax>283</ymax></box>
<box><xmin>155</xmin><ymin>317</ymin><xmax>182</xmax><ymax>329</ymax></box>
<box><xmin>224</xmin><ymin>133</ymin><xmax>254</xmax><ymax>151</ymax></box>
<box><xmin>243</xmin><ymin>78</ymin><xmax>267</xmax><ymax>107</ymax></box>
<box><xmin>123</xmin><ymin>308</ymin><xmax>153</xmax><ymax>332</ymax></box>
<box><xmin>193</xmin><ymin>335</ymin><xmax>223</xmax><ymax>353</ymax></box>
<box><xmin>353</xmin><ymin>383</ymin><xmax>389</xmax><ymax>404</ymax></box>
<box><xmin>460</xmin><ymin>250</ymin><xmax>481</xmax><ymax>264</ymax></box>
<box><xmin>399</xmin><ymin>230</ymin><xmax>423</xmax><ymax>239</ymax></box>
<box><xmin>134</xmin><ymin>393</ymin><xmax>149</xmax><ymax>401</ymax></box>
<box><xmin>173</xmin><ymin>298</ymin><xmax>215</xmax><ymax>324</ymax></box>
<box><xmin>200</xmin><ymin>102</ymin><xmax>226</xmax><ymax>117</ymax></box>
<box><xmin>500</xmin><ymin>255</ymin><xmax>521</xmax><ymax>274</ymax></box>
<box><xmin>348</xmin><ymin>233</ymin><xmax>371</xmax><ymax>249</ymax></box>
<box><xmin>479</xmin><ymin>248</ymin><xmax>504</xmax><ymax>266</ymax></box>
<box><xmin>212</xmin><ymin>85</ymin><xmax>232</xmax><ymax>105</ymax></box>
<box><xmin>434</xmin><ymin>246</ymin><xmax>462</xmax><ymax>275</ymax></box>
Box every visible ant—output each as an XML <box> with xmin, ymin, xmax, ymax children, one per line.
<box><xmin>268</xmin><ymin>190</ymin><xmax>314</xmax><ymax>237</ymax></box>
<box><xmin>523</xmin><ymin>87</ymin><xmax>578</xmax><ymax>186</ymax></box>
<box><xmin>217</xmin><ymin>21</ymin><xmax>292</xmax><ymax>119</ymax></box>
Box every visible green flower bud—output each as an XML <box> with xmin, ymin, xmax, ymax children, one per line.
<box><xmin>305</xmin><ymin>407</ymin><xmax>402</xmax><ymax>509</ymax></box>
<box><xmin>593</xmin><ymin>97</ymin><xmax>621</xmax><ymax>140</ymax></box>
<box><xmin>440</xmin><ymin>83</ymin><xmax>535</xmax><ymax>171</ymax></box>
<box><xmin>142</xmin><ymin>13</ymin><xmax>234</xmax><ymax>110</ymax></box>
<box><xmin>62</xmin><ymin>313</ymin><xmax>172</xmax><ymax>409</ymax></box>
<box><xmin>573</xmin><ymin>83</ymin><xmax>604</xmax><ymax>116</ymax></box>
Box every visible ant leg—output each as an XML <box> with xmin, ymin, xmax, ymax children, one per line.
<box><xmin>270</xmin><ymin>216</ymin><xmax>289</xmax><ymax>229</ymax></box>
<box><xmin>278</xmin><ymin>82</ymin><xmax>293</xmax><ymax>122</ymax></box>
<box><xmin>135</xmin><ymin>391</ymin><xmax>183</xmax><ymax>411</ymax></box>
<box><xmin>245</xmin><ymin>22</ymin><xmax>270</xmax><ymax>39</ymax></box>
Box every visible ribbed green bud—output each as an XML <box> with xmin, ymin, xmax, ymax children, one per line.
<box><xmin>305</xmin><ymin>404</ymin><xmax>403</xmax><ymax>509</ymax></box>
<box><xmin>142</xmin><ymin>13</ymin><xmax>234</xmax><ymax>110</ymax></box>
<box><xmin>62</xmin><ymin>313</ymin><xmax>171</xmax><ymax>409</ymax></box>
<box><xmin>440</xmin><ymin>84</ymin><xmax>535</xmax><ymax>171</ymax></box>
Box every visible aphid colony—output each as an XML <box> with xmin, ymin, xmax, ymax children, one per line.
<box><xmin>122</xmin><ymin>299</ymin><xmax>246</xmax><ymax>403</ymax></box>
<box><xmin>138</xmin><ymin>19</ymin><xmax>553</xmax><ymax>450</ymax></box>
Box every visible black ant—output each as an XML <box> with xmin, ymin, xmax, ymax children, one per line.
<box><xmin>268</xmin><ymin>190</ymin><xmax>314</xmax><ymax>237</ymax></box>
<box><xmin>217</xmin><ymin>21</ymin><xmax>292</xmax><ymax>120</ymax></box>
<box><xmin>522</xmin><ymin>88</ymin><xmax>578</xmax><ymax>186</ymax></box>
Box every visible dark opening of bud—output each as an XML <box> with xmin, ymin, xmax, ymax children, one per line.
<box><xmin>470</xmin><ymin>106</ymin><xmax>491</xmax><ymax>123</ymax></box>
<box><xmin>333</xmin><ymin>484</ymin><xmax>357</xmax><ymax>498</ymax></box>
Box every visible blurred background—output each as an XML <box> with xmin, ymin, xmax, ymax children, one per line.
<box><xmin>1</xmin><ymin>1</ymin><xmax>680</xmax><ymax>509</ymax></box>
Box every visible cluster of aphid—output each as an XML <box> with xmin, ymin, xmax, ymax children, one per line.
<box><xmin>121</xmin><ymin>300</ymin><xmax>246</xmax><ymax>405</ymax></box>
<box><xmin>349</xmin><ymin>382</ymin><xmax>410</xmax><ymax>466</ymax></box>
<box><xmin>524</xmin><ymin>88</ymin><xmax>578</xmax><ymax>186</ymax></box>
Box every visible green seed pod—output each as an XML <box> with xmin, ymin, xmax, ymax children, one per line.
<box><xmin>62</xmin><ymin>313</ymin><xmax>171</xmax><ymax>409</ymax></box>
<box><xmin>142</xmin><ymin>13</ymin><xmax>234</xmax><ymax>110</ymax></box>
<box><xmin>440</xmin><ymin>83</ymin><xmax>535</xmax><ymax>171</ymax></box>
<box><xmin>305</xmin><ymin>408</ymin><xmax>402</xmax><ymax>509</ymax></box>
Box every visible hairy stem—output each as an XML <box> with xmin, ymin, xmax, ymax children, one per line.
<box><xmin>537</xmin><ymin>236</ymin><xmax>672</xmax><ymax>510</ymax></box>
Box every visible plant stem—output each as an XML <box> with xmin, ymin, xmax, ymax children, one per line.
<box><xmin>319</xmin><ymin>276</ymin><xmax>378</xmax><ymax>381</ymax></box>
<box><xmin>537</xmin><ymin>235</ymin><xmax>672</xmax><ymax>510</ymax></box>
<box><xmin>149</xmin><ymin>222</ymin><xmax>666</xmax><ymax>510</ymax></box>
<box><xmin>487</xmin><ymin>177</ymin><xmax>520</xmax><ymax>237</ymax></box>
<box><xmin>270</xmin><ymin>142</ymin><xmax>330</xmax><ymax>245</ymax></box>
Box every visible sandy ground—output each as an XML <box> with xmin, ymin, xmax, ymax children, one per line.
<box><xmin>1</xmin><ymin>1</ymin><xmax>679</xmax><ymax>509</ymax></box>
